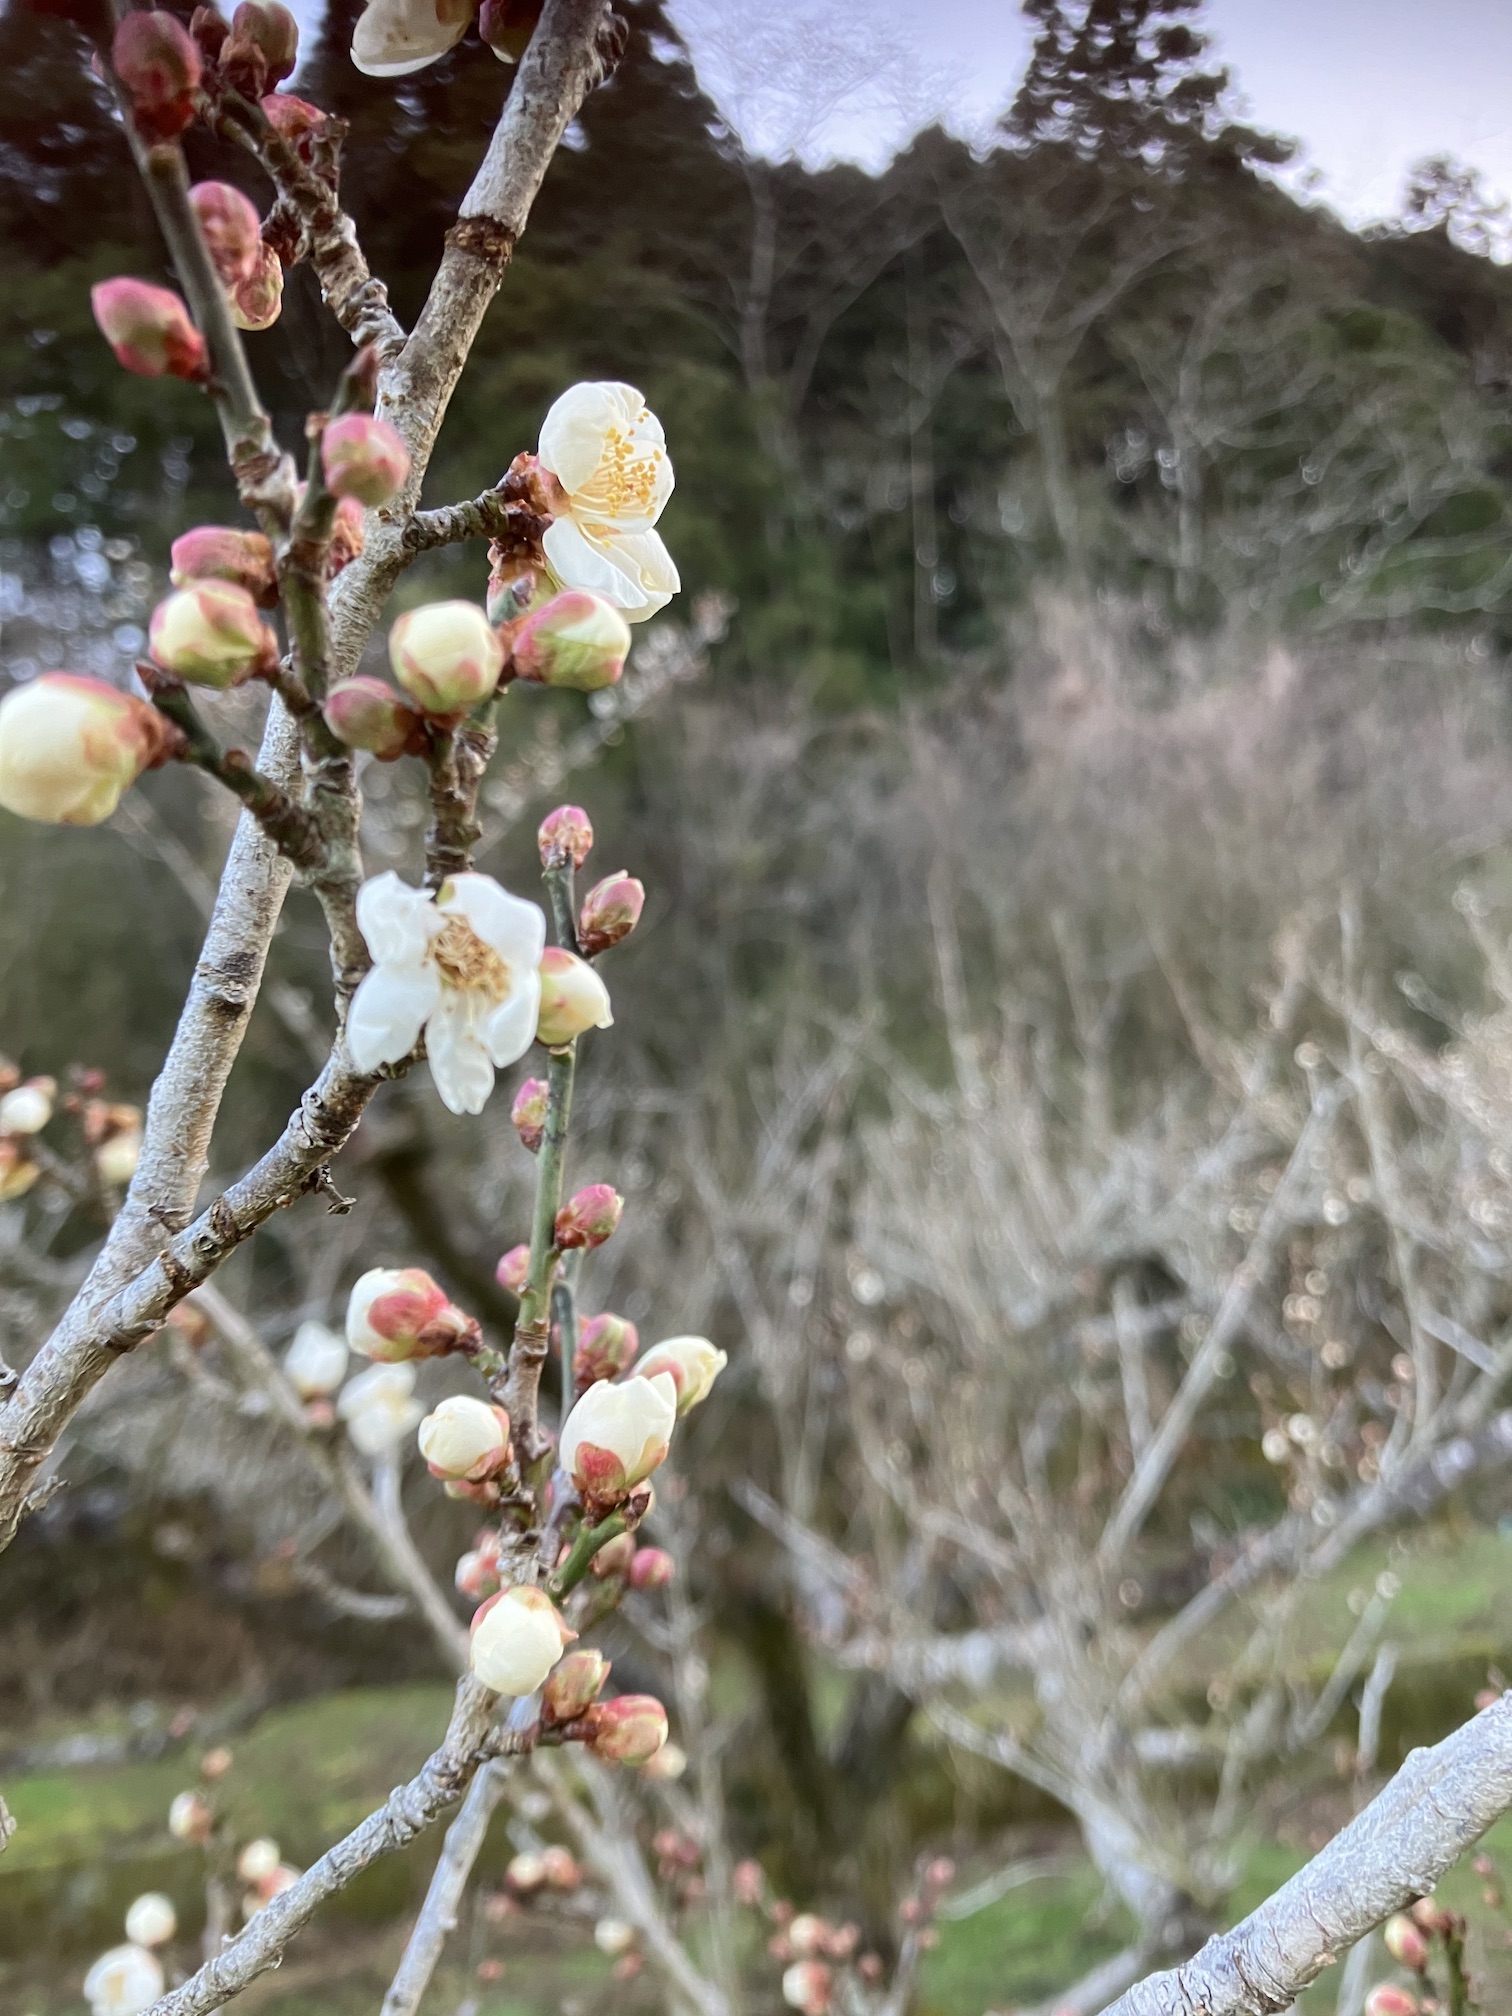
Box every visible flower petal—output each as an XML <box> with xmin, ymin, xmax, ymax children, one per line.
<box><xmin>539</xmin><ymin>383</ymin><xmax>643</xmax><ymax>493</ymax></box>
<box><xmin>607</xmin><ymin>528</ymin><xmax>680</xmax><ymax>621</ymax></box>
<box><xmin>427</xmin><ymin>988</ymin><xmax>496</xmax><ymax>1115</ymax></box>
<box><xmin>483</xmin><ymin>973</ymin><xmax>541</xmax><ymax>1068</ymax></box>
<box><xmin>356</xmin><ymin>870</ymin><xmax>439</xmax><ymax>966</ymax></box>
<box><xmin>350</xmin><ymin>0</ymin><xmax>468</xmax><ymax>74</ymax></box>
<box><xmin>347</xmin><ymin>961</ymin><xmax>440</xmax><ymax>1073</ymax></box>
<box><xmin>437</xmin><ymin>873</ymin><xmax>547</xmax><ymax>968</ymax></box>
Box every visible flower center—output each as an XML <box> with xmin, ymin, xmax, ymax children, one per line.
<box><xmin>583</xmin><ymin>422</ymin><xmax>665</xmax><ymax>520</ymax></box>
<box><xmin>431</xmin><ymin>916</ymin><xmax>511</xmax><ymax>1001</ymax></box>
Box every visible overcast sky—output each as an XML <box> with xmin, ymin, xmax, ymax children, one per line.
<box><xmin>665</xmin><ymin>0</ymin><xmax>1512</xmax><ymax>240</ymax></box>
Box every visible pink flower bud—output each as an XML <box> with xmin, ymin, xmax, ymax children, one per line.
<box><xmin>188</xmin><ymin>181</ymin><xmax>262</xmax><ymax>288</ymax></box>
<box><xmin>586</xmin><ymin>1694</ymin><xmax>668</xmax><ymax>1765</ymax></box>
<box><xmin>322</xmin><ymin>413</ymin><xmax>410</xmax><ymax>507</ymax></box>
<box><xmin>0</xmin><ymin>674</ymin><xmax>176</xmax><ymax>827</ymax></box>
<box><xmin>629</xmin><ymin>1546</ymin><xmax>674</xmax><ymax>1590</ymax></box>
<box><xmin>541</xmin><ymin>1845</ymin><xmax>581</xmax><ymax>1889</ymax></box>
<box><xmin>171</xmin><ymin>525</ymin><xmax>277</xmax><ymax>604</ymax></box>
<box><xmin>455</xmin><ymin>1543</ymin><xmax>501</xmax><ymax>1601</ymax></box>
<box><xmin>577</xmin><ymin>872</ymin><xmax>644</xmax><ymax>957</ymax></box>
<box><xmin>537</xmin><ymin>803</ymin><xmax>593</xmax><ymax>869</ymax></box>
<box><xmin>1364</xmin><ymin>1991</ymin><xmax>1419</xmax><ymax>2016</ymax></box>
<box><xmin>113</xmin><ymin>10</ymin><xmax>201</xmax><ymax>139</ymax></box>
<box><xmin>231</xmin><ymin>242</ymin><xmax>284</xmax><ymax>331</ymax></box>
<box><xmin>589</xmin><ymin>1530</ymin><xmax>636</xmax><ymax>1579</ymax></box>
<box><xmin>554</xmin><ymin>1183</ymin><xmax>622</xmax><ymax>1251</ymax></box>
<box><xmin>328</xmin><ymin>495</ymin><xmax>366</xmax><ymax>575</ymax></box>
<box><xmin>346</xmin><ymin>1266</ymin><xmax>481</xmax><ymax>1361</ymax></box>
<box><xmin>91</xmin><ymin>278</ymin><xmax>207</xmax><ymax>382</ymax></box>
<box><xmin>261</xmin><ymin>89</ymin><xmax>325</xmax><ymax>152</ymax></box>
<box><xmin>733</xmin><ymin>1859</ymin><xmax>765</xmax><ymax>1906</ymax></box>
<box><xmin>388</xmin><ymin>601</ymin><xmax>504</xmax><ymax>716</ymax></box>
<box><xmin>150</xmin><ymin>580</ymin><xmax>277</xmax><ymax>688</ymax></box>
<box><xmin>511</xmin><ymin>1076</ymin><xmax>548</xmax><ymax>1152</ymax></box>
<box><xmin>542</xmin><ymin>1647</ymin><xmax>611</xmax><ymax>1723</ymax></box>
<box><xmin>495</xmin><ymin>1244</ymin><xmax>530</xmax><ymax>1295</ymax></box>
<box><xmin>1383</xmin><ymin>1914</ymin><xmax>1430</xmax><ymax>1972</ymax></box>
<box><xmin>508</xmin><ymin>589</ymin><xmax>630</xmax><ymax>692</ymax></box>
<box><xmin>225</xmin><ymin>0</ymin><xmax>298</xmax><ymax>86</ymax></box>
<box><xmin>322</xmin><ymin>677</ymin><xmax>423</xmax><ymax>760</ymax></box>
<box><xmin>536</xmin><ymin>947</ymin><xmax>612</xmax><ymax>1047</ymax></box>
<box><xmin>574</xmin><ymin>1312</ymin><xmax>638</xmax><ymax>1387</ymax></box>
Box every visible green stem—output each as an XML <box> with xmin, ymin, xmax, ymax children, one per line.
<box><xmin>553</xmin><ymin>1250</ymin><xmax>581</xmax><ymax>1423</ymax></box>
<box><xmin>547</xmin><ymin>1510</ymin><xmax>626</xmax><ymax>1600</ymax></box>
<box><xmin>503</xmin><ymin>1044</ymin><xmax>576</xmax><ymax>1463</ymax></box>
<box><xmin>544</xmin><ymin>861</ymin><xmax>579</xmax><ymax>954</ymax></box>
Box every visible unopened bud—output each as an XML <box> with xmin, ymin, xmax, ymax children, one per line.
<box><xmin>1384</xmin><ymin>1914</ymin><xmax>1430</xmax><ymax>1971</ymax></box>
<box><xmin>629</xmin><ymin>1546</ymin><xmax>674</xmax><ymax>1590</ymax></box>
<box><xmin>225</xmin><ymin>0</ymin><xmax>298</xmax><ymax>86</ymax></box>
<box><xmin>388</xmin><ymin>601</ymin><xmax>504</xmax><ymax>716</ymax></box>
<box><xmin>0</xmin><ymin>1141</ymin><xmax>38</xmax><ymax>1202</ymax></box>
<box><xmin>1364</xmin><ymin>1990</ymin><xmax>1419</xmax><ymax>2016</ymax></box>
<box><xmin>574</xmin><ymin>1312</ymin><xmax>638</xmax><ymax>1387</ymax></box>
<box><xmin>283</xmin><ymin>1320</ymin><xmax>347</xmax><ymax>1399</ymax></box>
<box><xmin>188</xmin><ymin>181</ymin><xmax>262</xmax><ymax>288</ymax></box>
<box><xmin>559</xmin><ymin>1373</ymin><xmax>676</xmax><ymax>1502</ymax></box>
<box><xmin>782</xmin><ymin>1962</ymin><xmax>833</xmax><ymax>2016</ymax></box>
<box><xmin>418</xmin><ymin>1395</ymin><xmax>511</xmax><ymax>1481</ymax></box>
<box><xmin>322</xmin><ymin>413</ymin><xmax>410</xmax><ymax>506</ymax></box>
<box><xmin>507</xmin><ymin>1850</ymin><xmax>546</xmax><ymax>1892</ymax></box>
<box><xmin>509</xmin><ymin>589</ymin><xmax>629</xmax><ymax>693</ymax></box>
<box><xmin>150</xmin><ymin>580</ymin><xmax>276</xmax><ymax>688</ymax></box>
<box><xmin>586</xmin><ymin>1693</ymin><xmax>668</xmax><ymax>1765</ymax></box>
<box><xmin>594</xmin><ymin>1917</ymin><xmax>636</xmax><ymax>1957</ymax></box>
<box><xmin>322</xmin><ymin>677</ymin><xmax>424</xmax><ymax>760</ymax></box>
<box><xmin>113</xmin><ymin>10</ymin><xmax>201</xmax><ymax>139</ymax></box>
<box><xmin>536</xmin><ymin>947</ymin><xmax>612</xmax><ymax>1047</ymax></box>
<box><xmin>578</xmin><ymin>872</ymin><xmax>644</xmax><ymax>957</ymax></box>
<box><xmin>554</xmin><ymin>1183</ymin><xmax>622</xmax><ymax>1251</ymax></box>
<box><xmin>495</xmin><ymin>1244</ymin><xmax>530</xmax><ymax>1295</ymax></box>
<box><xmin>96</xmin><ymin>1124</ymin><xmax>143</xmax><ymax>1186</ymax></box>
<box><xmin>199</xmin><ymin>1745</ymin><xmax>234</xmax><ymax>1780</ymax></box>
<box><xmin>85</xmin><ymin>1944</ymin><xmax>165</xmax><ymax>2015</ymax></box>
<box><xmin>733</xmin><ymin>1859</ymin><xmax>765</xmax><ymax>1905</ymax></box>
<box><xmin>125</xmin><ymin>1892</ymin><xmax>177</xmax><ymax>1948</ymax></box>
<box><xmin>260</xmin><ymin>89</ymin><xmax>325</xmax><ymax>152</ymax></box>
<box><xmin>641</xmin><ymin>1740</ymin><xmax>687</xmax><ymax>1780</ymax></box>
<box><xmin>237</xmin><ymin>1837</ymin><xmax>280</xmax><ymax>1883</ymax></box>
<box><xmin>231</xmin><ymin>243</ymin><xmax>283</xmax><ymax>332</ymax></box>
<box><xmin>455</xmin><ymin>1533</ymin><xmax>503</xmax><ymax>1601</ymax></box>
<box><xmin>537</xmin><ymin>803</ymin><xmax>593</xmax><ymax>869</ymax></box>
<box><xmin>0</xmin><ymin>673</ymin><xmax>175</xmax><ymax>827</ymax></box>
<box><xmin>171</xmin><ymin>525</ymin><xmax>277</xmax><ymax>605</ymax></box>
<box><xmin>589</xmin><ymin>1530</ymin><xmax>635</xmax><ymax>1579</ymax></box>
<box><xmin>636</xmin><ymin>1337</ymin><xmax>728</xmax><ymax>1416</ymax></box>
<box><xmin>167</xmin><ymin>1789</ymin><xmax>213</xmax><ymax>1844</ymax></box>
<box><xmin>469</xmin><ymin>1583</ymin><xmax>575</xmax><ymax>1696</ymax></box>
<box><xmin>542</xmin><ymin>1647</ymin><xmax>611</xmax><ymax>1723</ymax></box>
<box><xmin>91</xmin><ymin>278</ymin><xmax>207</xmax><ymax>383</ymax></box>
<box><xmin>328</xmin><ymin>495</ymin><xmax>366</xmax><ymax>575</ymax></box>
<box><xmin>346</xmin><ymin>1266</ymin><xmax>480</xmax><ymax>1361</ymax></box>
<box><xmin>190</xmin><ymin>5</ymin><xmax>229</xmax><ymax>59</ymax></box>
<box><xmin>0</xmin><ymin>1078</ymin><xmax>54</xmax><ymax>1135</ymax></box>
<box><xmin>541</xmin><ymin>1845</ymin><xmax>581</xmax><ymax>1888</ymax></box>
<box><xmin>511</xmin><ymin>1076</ymin><xmax>548</xmax><ymax>1152</ymax></box>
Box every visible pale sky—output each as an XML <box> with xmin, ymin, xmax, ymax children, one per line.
<box><xmin>665</xmin><ymin>0</ymin><xmax>1512</xmax><ymax>240</ymax></box>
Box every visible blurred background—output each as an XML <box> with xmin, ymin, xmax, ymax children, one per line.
<box><xmin>6</xmin><ymin>1</ymin><xmax>1512</xmax><ymax>2011</ymax></box>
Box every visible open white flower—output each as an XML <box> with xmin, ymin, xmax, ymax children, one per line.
<box><xmin>337</xmin><ymin>1362</ymin><xmax>423</xmax><ymax>1456</ymax></box>
<box><xmin>350</xmin><ymin>0</ymin><xmax>470</xmax><ymax>75</ymax></box>
<box><xmin>538</xmin><ymin>382</ymin><xmax>680</xmax><ymax>622</ymax></box>
<box><xmin>84</xmin><ymin>1944</ymin><xmax>164</xmax><ymax>2016</ymax></box>
<box><xmin>347</xmin><ymin>870</ymin><xmax>546</xmax><ymax>1116</ymax></box>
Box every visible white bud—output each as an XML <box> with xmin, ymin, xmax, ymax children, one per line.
<box><xmin>83</xmin><ymin>1944</ymin><xmax>164</xmax><ymax>2016</ymax></box>
<box><xmin>124</xmin><ymin>1892</ymin><xmax>177</xmax><ymax>1947</ymax></box>
<box><xmin>636</xmin><ymin>1336</ymin><xmax>727</xmax><ymax>1415</ymax></box>
<box><xmin>283</xmin><ymin>1320</ymin><xmax>349</xmax><ymax>1399</ymax></box>
<box><xmin>468</xmin><ymin>1584</ymin><xmax>574</xmax><ymax>1696</ymax></box>
<box><xmin>236</xmin><ymin>1836</ymin><xmax>281</xmax><ymax>1883</ymax></box>
<box><xmin>0</xmin><ymin>1081</ymin><xmax>53</xmax><ymax>1135</ymax></box>
<box><xmin>417</xmin><ymin>1394</ymin><xmax>509</xmax><ymax>1480</ymax></box>
<box><xmin>337</xmin><ymin>1361</ymin><xmax>422</xmax><ymax>1456</ymax></box>
<box><xmin>558</xmin><ymin>1371</ymin><xmax>677</xmax><ymax>1501</ymax></box>
<box><xmin>594</xmin><ymin>1917</ymin><xmax>636</xmax><ymax>1956</ymax></box>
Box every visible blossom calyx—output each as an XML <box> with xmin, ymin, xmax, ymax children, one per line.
<box><xmin>508</xmin><ymin>590</ymin><xmax>629</xmax><ymax>693</ymax></box>
<box><xmin>389</xmin><ymin>601</ymin><xmax>504</xmax><ymax>716</ymax></box>
<box><xmin>188</xmin><ymin>182</ymin><xmax>262</xmax><ymax>288</ymax></box>
<box><xmin>536</xmin><ymin>947</ymin><xmax>612</xmax><ymax>1048</ymax></box>
<box><xmin>321</xmin><ymin>413</ymin><xmax>410</xmax><ymax>506</ymax></box>
<box><xmin>418</xmin><ymin>1395</ymin><xmax>511</xmax><ymax>1481</ymax></box>
<box><xmin>554</xmin><ymin>1183</ymin><xmax>622</xmax><ymax>1251</ymax></box>
<box><xmin>636</xmin><ymin>1337</ymin><xmax>728</xmax><ymax>1416</ymax></box>
<box><xmin>347</xmin><ymin>1267</ymin><xmax>480</xmax><ymax>1361</ymax></box>
<box><xmin>574</xmin><ymin>1312</ymin><xmax>638</xmax><ymax>1387</ymax></box>
<box><xmin>283</xmin><ymin>1320</ymin><xmax>348</xmax><ymax>1399</ymax></box>
<box><xmin>230</xmin><ymin>243</ymin><xmax>283</xmax><ymax>331</ymax></box>
<box><xmin>113</xmin><ymin>10</ymin><xmax>201</xmax><ymax>139</ymax></box>
<box><xmin>542</xmin><ymin>1647</ymin><xmax>611</xmax><ymax>1723</ymax></box>
<box><xmin>91</xmin><ymin>279</ymin><xmax>207</xmax><ymax>382</ymax></box>
<box><xmin>0</xmin><ymin>675</ymin><xmax>176</xmax><ymax>827</ymax></box>
<box><xmin>322</xmin><ymin>677</ymin><xmax>424</xmax><ymax>761</ymax></box>
<box><xmin>469</xmin><ymin>1584</ymin><xmax>574</xmax><ymax>1696</ymax></box>
<box><xmin>558</xmin><ymin>1371</ymin><xmax>677</xmax><ymax>1502</ymax></box>
<box><xmin>578</xmin><ymin>872</ymin><xmax>644</xmax><ymax>957</ymax></box>
<box><xmin>171</xmin><ymin>525</ymin><xmax>277</xmax><ymax>605</ymax></box>
<box><xmin>495</xmin><ymin>1243</ymin><xmax>531</xmax><ymax>1295</ymax></box>
<box><xmin>585</xmin><ymin>1693</ymin><xmax>668</xmax><ymax>1765</ymax></box>
<box><xmin>629</xmin><ymin>1546</ymin><xmax>674</xmax><ymax>1590</ymax></box>
<box><xmin>150</xmin><ymin>581</ymin><xmax>278</xmax><ymax>688</ymax></box>
<box><xmin>511</xmin><ymin>1076</ymin><xmax>548</xmax><ymax>1152</ymax></box>
<box><xmin>537</xmin><ymin>803</ymin><xmax>593</xmax><ymax>870</ymax></box>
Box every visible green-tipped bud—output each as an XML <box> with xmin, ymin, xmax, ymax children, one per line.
<box><xmin>388</xmin><ymin>601</ymin><xmax>504</xmax><ymax>716</ymax></box>
<box><xmin>322</xmin><ymin>413</ymin><xmax>410</xmax><ymax>506</ymax></box>
<box><xmin>322</xmin><ymin>677</ymin><xmax>423</xmax><ymax>760</ymax></box>
<box><xmin>509</xmin><ymin>589</ymin><xmax>629</xmax><ymax>693</ymax></box>
<box><xmin>149</xmin><ymin>581</ymin><xmax>277</xmax><ymax>688</ymax></box>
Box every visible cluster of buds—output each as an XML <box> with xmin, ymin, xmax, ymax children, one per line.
<box><xmin>1368</xmin><ymin>1893</ymin><xmax>1474</xmax><ymax>2016</ymax></box>
<box><xmin>345</xmin><ymin>1266</ymin><xmax>481</xmax><ymax>1362</ymax></box>
<box><xmin>83</xmin><ymin>1890</ymin><xmax>175</xmax><ymax>2016</ymax></box>
<box><xmin>0</xmin><ymin>673</ymin><xmax>179</xmax><ymax>828</ymax></box>
<box><xmin>418</xmin><ymin>1394</ymin><xmax>512</xmax><ymax>1502</ymax></box>
<box><xmin>186</xmin><ymin>180</ymin><xmax>283</xmax><ymax>331</ymax></box>
<box><xmin>506</xmin><ymin>1844</ymin><xmax>581</xmax><ymax>1893</ymax></box>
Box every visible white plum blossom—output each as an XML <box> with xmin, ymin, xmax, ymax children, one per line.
<box><xmin>84</xmin><ymin>1944</ymin><xmax>164</xmax><ymax>2016</ymax></box>
<box><xmin>538</xmin><ymin>382</ymin><xmax>680</xmax><ymax>622</ymax></box>
<box><xmin>337</xmin><ymin>1362</ymin><xmax>423</xmax><ymax>1456</ymax></box>
<box><xmin>283</xmin><ymin>1319</ymin><xmax>349</xmax><ymax>1398</ymax></box>
<box><xmin>558</xmin><ymin>1370</ymin><xmax>678</xmax><ymax>1500</ymax></box>
<box><xmin>346</xmin><ymin>871</ymin><xmax>546</xmax><ymax>1116</ymax></box>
